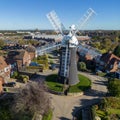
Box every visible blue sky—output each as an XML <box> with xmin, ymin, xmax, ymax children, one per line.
<box><xmin>0</xmin><ymin>0</ymin><xmax>120</xmax><ymax>30</ymax></box>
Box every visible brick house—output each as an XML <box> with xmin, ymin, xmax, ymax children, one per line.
<box><xmin>0</xmin><ymin>76</ymin><xmax>4</xmax><ymax>93</ymax></box>
<box><xmin>7</xmin><ymin>50</ymin><xmax>31</xmax><ymax>69</ymax></box>
<box><xmin>96</xmin><ymin>53</ymin><xmax>120</xmax><ymax>72</ymax></box>
<box><xmin>0</xmin><ymin>56</ymin><xmax>11</xmax><ymax>83</ymax></box>
<box><xmin>77</xmin><ymin>45</ymin><xmax>101</xmax><ymax>70</ymax></box>
<box><xmin>25</xmin><ymin>45</ymin><xmax>37</xmax><ymax>60</ymax></box>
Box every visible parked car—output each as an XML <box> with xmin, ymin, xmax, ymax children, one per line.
<box><xmin>49</xmin><ymin>64</ymin><xmax>56</xmax><ymax>70</ymax></box>
<box><xmin>3</xmin><ymin>82</ymin><xmax>16</xmax><ymax>87</ymax></box>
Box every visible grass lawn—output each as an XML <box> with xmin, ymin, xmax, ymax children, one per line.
<box><xmin>45</xmin><ymin>74</ymin><xmax>91</xmax><ymax>93</ymax></box>
<box><xmin>69</xmin><ymin>74</ymin><xmax>91</xmax><ymax>93</ymax></box>
<box><xmin>45</xmin><ymin>74</ymin><xmax>63</xmax><ymax>92</ymax></box>
<box><xmin>108</xmin><ymin>108</ymin><xmax>120</xmax><ymax>114</ymax></box>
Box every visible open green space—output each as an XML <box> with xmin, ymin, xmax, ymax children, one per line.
<box><xmin>45</xmin><ymin>74</ymin><xmax>91</xmax><ymax>93</ymax></box>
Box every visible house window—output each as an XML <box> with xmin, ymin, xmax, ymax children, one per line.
<box><xmin>110</xmin><ymin>65</ymin><xmax>113</xmax><ymax>69</ymax></box>
<box><xmin>118</xmin><ymin>62</ymin><xmax>120</xmax><ymax>68</ymax></box>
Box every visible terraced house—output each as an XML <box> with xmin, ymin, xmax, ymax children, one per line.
<box><xmin>0</xmin><ymin>56</ymin><xmax>11</xmax><ymax>93</ymax></box>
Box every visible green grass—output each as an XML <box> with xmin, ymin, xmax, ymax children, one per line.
<box><xmin>97</xmin><ymin>72</ymin><xmax>106</xmax><ymax>77</ymax></box>
<box><xmin>45</xmin><ymin>74</ymin><xmax>63</xmax><ymax>92</ymax></box>
<box><xmin>45</xmin><ymin>74</ymin><xmax>91</xmax><ymax>93</ymax></box>
<box><xmin>108</xmin><ymin>108</ymin><xmax>120</xmax><ymax>114</ymax></box>
<box><xmin>69</xmin><ymin>74</ymin><xmax>91</xmax><ymax>93</ymax></box>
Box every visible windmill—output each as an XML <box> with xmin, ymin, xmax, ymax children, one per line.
<box><xmin>46</xmin><ymin>8</ymin><xmax>96</xmax><ymax>85</ymax></box>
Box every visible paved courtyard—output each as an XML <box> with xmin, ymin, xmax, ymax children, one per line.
<box><xmin>49</xmin><ymin>72</ymin><xmax>107</xmax><ymax>120</ymax></box>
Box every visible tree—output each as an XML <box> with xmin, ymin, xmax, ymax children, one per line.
<box><xmin>107</xmin><ymin>78</ymin><xmax>120</xmax><ymax>97</ymax></box>
<box><xmin>77</xmin><ymin>62</ymin><xmax>87</xmax><ymax>71</ymax></box>
<box><xmin>113</xmin><ymin>45</ymin><xmax>120</xmax><ymax>57</ymax></box>
<box><xmin>101</xmin><ymin>38</ymin><xmax>112</xmax><ymax>52</ymax></box>
<box><xmin>0</xmin><ymin>39</ymin><xmax>5</xmax><ymax>49</ymax></box>
<box><xmin>18</xmin><ymin>39</ymin><xmax>26</xmax><ymax>45</ymax></box>
<box><xmin>92</xmin><ymin>42</ymin><xmax>101</xmax><ymax>49</ymax></box>
<box><xmin>12</xmin><ymin>82</ymin><xmax>51</xmax><ymax>120</ymax></box>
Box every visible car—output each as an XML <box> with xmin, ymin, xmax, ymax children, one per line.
<box><xmin>49</xmin><ymin>64</ymin><xmax>56</xmax><ymax>70</ymax></box>
<box><xmin>3</xmin><ymin>82</ymin><xmax>16</xmax><ymax>87</ymax></box>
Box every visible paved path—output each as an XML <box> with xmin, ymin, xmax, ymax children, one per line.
<box><xmin>49</xmin><ymin>71</ymin><xmax>107</xmax><ymax>120</ymax></box>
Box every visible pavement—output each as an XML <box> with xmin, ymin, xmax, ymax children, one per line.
<box><xmin>23</xmin><ymin>69</ymin><xmax>108</xmax><ymax>120</ymax></box>
<box><xmin>48</xmin><ymin>71</ymin><xmax>107</xmax><ymax>120</ymax></box>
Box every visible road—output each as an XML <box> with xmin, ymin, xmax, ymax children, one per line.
<box><xmin>48</xmin><ymin>71</ymin><xmax>107</xmax><ymax>120</ymax></box>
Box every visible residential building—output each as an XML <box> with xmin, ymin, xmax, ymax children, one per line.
<box><xmin>7</xmin><ymin>50</ymin><xmax>31</xmax><ymax>69</ymax></box>
<box><xmin>96</xmin><ymin>53</ymin><xmax>120</xmax><ymax>72</ymax></box>
<box><xmin>25</xmin><ymin>45</ymin><xmax>37</xmax><ymax>60</ymax></box>
<box><xmin>0</xmin><ymin>56</ymin><xmax>11</xmax><ymax>82</ymax></box>
<box><xmin>0</xmin><ymin>77</ymin><xmax>4</xmax><ymax>93</ymax></box>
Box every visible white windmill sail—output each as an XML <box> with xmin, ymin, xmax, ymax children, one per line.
<box><xmin>46</xmin><ymin>10</ymin><xmax>66</xmax><ymax>35</ymax></box>
<box><xmin>76</xmin><ymin>8</ymin><xmax>96</xmax><ymax>32</ymax></box>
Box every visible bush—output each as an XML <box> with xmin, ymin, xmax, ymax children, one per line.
<box><xmin>42</xmin><ymin>110</ymin><xmax>53</xmax><ymax>120</ymax></box>
<box><xmin>91</xmin><ymin>106</ymin><xmax>96</xmax><ymax>120</ymax></box>
<box><xmin>77</xmin><ymin>62</ymin><xmax>87</xmax><ymax>71</ymax></box>
<box><xmin>22</xmin><ymin>75</ymin><xmax>29</xmax><ymax>83</ymax></box>
<box><xmin>17</xmin><ymin>75</ymin><xmax>29</xmax><ymax>83</ymax></box>
<box><xmin>107</xmin><ymin>79</ymin><xmax>120</xmax><ymax>97</ymax></box>
<box><xmin>11</xmin><ymin>71</ymin><xmax>19</xmax><ymax>79</ymax></box>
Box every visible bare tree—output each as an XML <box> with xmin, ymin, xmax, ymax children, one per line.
<box><xmin>12</xmin><ymin>81</ymin><xmax>51</xmax><ymax>120</ymax></box>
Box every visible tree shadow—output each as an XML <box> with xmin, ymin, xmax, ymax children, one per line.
<box><xmin>72</xmin><ymin>98</ymin><xmax>101</xmax><ymax>119</ymax></box>
<box><xmin>84</xmin><ymin>88</ymin><xmax>107</xmax><ymax>97</ymax></box>
<box><xmin>93</xmin><ymin>79</ymin><xmax>108</xmax><ymax>86</ymax></box>
<box><xmin>58</xmin><ymin>117</ymin><xmax>70</xmax><ymax>120</ymax></box>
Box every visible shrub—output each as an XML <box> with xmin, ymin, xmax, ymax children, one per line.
<box><xmin>11</xmin><ymin>71</ymin><xmax>19</xmax><ymax>79</ymax></box>
<box><xmin>77</xmin><ymin>62</ymin><xmax>87</xmax><ymax>71</ymax></box>
<box><xmin>107</xmin><ymin>79</ymin><xmax>120</xmax><ymax>97</ymax></box>
<box><xmin>42</xmin><ymin>110</ymin><xmax>53</xmax><ymax>120</ymax></box>
<box><xmin>91</xmin><ymin>106</ymin><xmax>96</xmax><ymax>120</ymax></box>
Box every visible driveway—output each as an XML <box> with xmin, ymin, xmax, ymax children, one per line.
<box><xmin>49</xmin><ymin>71</ymin><xmax>107</xmax><ymax>120</ymax></box>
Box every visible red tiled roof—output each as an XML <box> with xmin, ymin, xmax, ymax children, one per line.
<box><xmin>0</xmin><ymin>56</ymin><xmax>8</xmax><ymax>70</ymax></box>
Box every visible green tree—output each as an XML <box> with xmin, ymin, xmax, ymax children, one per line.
<box><xmin>18</xmin><ymin>39</ymin><xmax>26</xmax><ymax>45</ymax></box>
<box><xmin>108</xmin><ymin>78</ymin><xmax>120</xmax><ymax>97</ymax></box>
<box><xmin>77</xmin><ymin>62</ymin><xmax>87</xmax><ymax>71</ymax></box>
<box><xmin>0</xmin><ymin>39</ymin><xmax>5</xmax><ymax>49</ymax></box>
<box><xmin>101</xmin><ymin>38</ymin><xmax>112</xmax><ymax>52</ymax></box>
<box><xmin>113</xmin><ymin>45</ymin><xmax>120</xmax><ymax>57</ymax></box>
<box><xmin>92</xmin><ymin>42</ymin><xmax>101</xmax><ymax>49</ymax></box>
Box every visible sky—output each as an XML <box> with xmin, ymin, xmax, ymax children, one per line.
<box><xmin>0</xmin><ymin>0</ymin><xmax>120</xmax><ymax>30</ymax></box>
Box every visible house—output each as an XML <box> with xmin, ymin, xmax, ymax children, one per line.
<box><xmin>0</xmin><ymin>56</ymin><xmax>11</xmax><ymax>82</ymax></box>
<box><xmin>0</xmin><ymin>76</ymin><xmax>4</xmax><ymax>93</ymax></box>
<box><xmin>77</xmin><ymin>44</ymin><xmax>101</xmax><ymax>61</ymax></box>
<box><xmin>25</xmin><ymin>45</ymin><xmax>37</xmax><ymax>60</ymax></box>
<box><xmin>77</xmin><ymin>45</ymin><xmax>101</xmax><ymax>70</ymax></box>
<box><xmin>96</xmin><ymin>53</ymin><xmax>120</xmax><ymax>73</ymax></box>
<box><xmin>7</xmin><ymin>50</ymin><xmax>31</xmax><ymax>69</ymax></box>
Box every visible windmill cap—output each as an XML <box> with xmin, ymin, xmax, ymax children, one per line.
<box><xmin>70</xmin><ymin>24</ymin><xmax>76</xmax><ymax>30</ymax></box>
